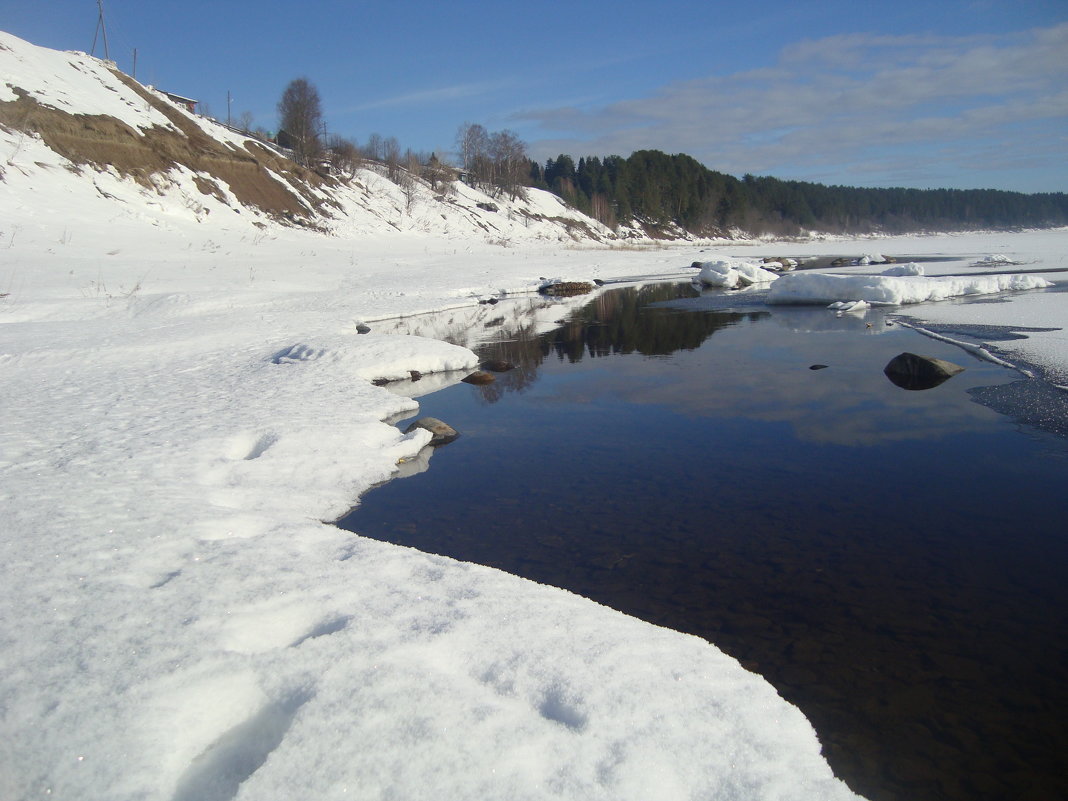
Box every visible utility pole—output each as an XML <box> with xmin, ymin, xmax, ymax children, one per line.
<box><xmin>91</xmin><ymin>0</ymin><xmax>110</xmax><ymax>61</ymax></box>
<box><xmin>227</xmin><ymin>91</ymin><xmax>232</xmax><ymax>126</ymax></box>
<box><xmin>132</xmin><ymin>48</ymin><xmax>137</xmax><ymax>79</ymax></box>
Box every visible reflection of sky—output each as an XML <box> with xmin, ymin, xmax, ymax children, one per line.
<box><xmin>529</xmin><ymin>309</ymin><xmax>1014</xmax><ymax>447</ymax></box>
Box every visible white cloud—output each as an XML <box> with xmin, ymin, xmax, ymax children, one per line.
<box><xmin>519</xmin><ymin>23</ymin><xmax>1068</xmax><ymax>190</ymax></box>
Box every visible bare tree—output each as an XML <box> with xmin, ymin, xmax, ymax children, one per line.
<box><xmin>383</xmin><ymin>136</ymin><xmax>401</xmax><ymax>181</ymax></box>
<box><xmin>238</xmin><ymin>110</ymin><xmax>254</xmax><ymax>133</ymax></box>
<box><xmin>454</xmin><ymin>123</ymin><xmax>528</xmax><ymax>199</ymax></box>
<box><xmin>326</xmin><ymin>134</ymin><xmax>361</xmax><ymax>179</ymax></box>
<box><xmin>488</xmin><ymin>129</ymin><xmax>528</xmax><ymax>200</ymax></box>
<box><xmin>364</xmin><ymin>132</ymin><xmax>383</xmax><ymax>161</ymax></box>
<box><xmin>277</xmin><ymin>77</ymin><xmax>323</xmax><ymax>166</ymax></box>
<box><xmin>399</xmin><ymin>174</ymin><xmax>419</xmax><ymax>213</ymax></box>
<box><xmin>455</xmin><ymin>122</ymin><xmax>488</xmax><ymax>174</ymax></box>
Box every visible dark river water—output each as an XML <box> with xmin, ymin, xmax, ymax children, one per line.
<box><xmin>339</xmin><ymin>283</ymin><xmax>1068</xmax><ymax>801</ymax></box>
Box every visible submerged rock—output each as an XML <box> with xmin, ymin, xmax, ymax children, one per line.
<box><xmin>481</xmin><ymin>359</ymin><xmax>515</xmax><ymax>373</ymax></box>
<box><xmin>884</xmin><ymin>352</ymin><xmax>965</xmax><ymax>390</ymax></box>
<box><xmin>809</xmin><ymin>364</ymin><xmax>829</xmax><ymax>370</ymax></box>
<box><xmin>404</xmin><ymin>416</ymin><xmax>459</xmax><ymax>445</ymax></box>
<box><xmin>462</xmin><ymin>370</ymin><xmax>496</xmax><ymax>385</ymax></box>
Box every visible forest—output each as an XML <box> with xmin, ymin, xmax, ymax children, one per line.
<box><xmin>527</xmin><ymin>150</ymin><xmax>1068</xmax><ymax>237</ymax></box>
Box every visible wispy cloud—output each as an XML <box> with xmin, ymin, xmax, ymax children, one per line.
<box><xmin>349</xmin><ymin>79</ymin><xmax>514</xmax><ymax>112</ymax></box>
<box><xmin>518</xmin><ymin>23</ymin><xmax>1068</xmax><ymax>190</ymax></box>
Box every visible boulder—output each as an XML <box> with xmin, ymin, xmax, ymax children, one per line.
<box><xmin>481</xmin><ymin>359</ymin><xmax>515</xmax><ymax>373</ymax></box>
<box><xmin>404</xmin><ymin>417</ymin><xmax>459</xmax><ymax>446</ymax></box>
<box><xmin>355</xmin><ymin>323</ymin><xmax>371</xmax><ymax>334</ymax></box>
<box><xmin>884</xmin><ymin>352</ymin><xmax>965</xmax><ymax>390</ymax></box>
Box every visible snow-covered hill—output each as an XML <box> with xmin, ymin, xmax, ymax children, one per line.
<box><xmin>0</xmin><ymin>29</ymin><xmax>611</xmax><ymax>246</ymax></box>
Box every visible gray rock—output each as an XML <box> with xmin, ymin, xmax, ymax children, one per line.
<box><xmin>355</xmin><ymin>324</ymin><xmax>371</xmax><ymax>334</ymax></box>
<box><xmin>884</xmin><ymin>352</ymin><xmax>965</xmax><ymax>390</ymax></box>
<box><xmin>404</xmin><ymin>417</ymin><xmax>459</xmax><ymax>445</ymax></box>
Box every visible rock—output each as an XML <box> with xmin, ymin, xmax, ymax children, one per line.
<box><xmin>481</xmin><ymin>359</ymin><xmax>515</xmax><ymax>372</ymax></box>
<box><xmin>809</xmin><ymin>364</ymin><xmax>829</xmax><ymax>370</ymax></box>
<box><xmin>408</xmin><ymin>370</ymin><xmax>422</xmax><ymax>381</ymax></box>
<box><xmin>884</xmin><ymin>352</ymin><xmax>965</xmax><ymax>390</ymax></box>
<box><xmin>476</xmin><ymin>202</ymin><xmax>498</xmax><ymax>212</ymax></box>
<box><xmin>462</xmin><ymin>370</ymin><xmax>496</xmax><ymax>385</ymax></box>
<box><xmin>539</xmin><ymin>281</ymin><xmax>594</xmax><ymax>297</ymax></box>
<box><xmin>371</xmin><ymin>378</ymin><xmax>390</xmax><ymax>386</ymax></box>
<box><xmin>404</xmin><ymin>417</ymin><xmax>459</xmax><ymax>446</ymax></box>
<box><xmin>355</xmin><ymin>324</ymin><xmax>371</xmax><ymax>334</ymax></box>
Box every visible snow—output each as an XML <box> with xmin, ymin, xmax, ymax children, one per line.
<box><xmin>696</xmin><ymin>258</ymin><xmax>781</xmax><ymax>288</ymax></box>
<box><xmin>0</xmin><ymin>31</ymin><xmax>174</xmax><ymax>130</ymax></box>
<box><xmin>766</xmin><ymin>271</ymin><xmax>1052</xmax><ymax>306</ymax></box>
<box><xmin>828</xmin><ymin>300</ymin><xmax>871</xmax><ymax>314</ymax></box>
<box><xmin>879</xmin><ymin>263</ymin><xmax>924</xmax><ymax>276</ymax></box>
<box><xmin>2</xmin><ymin>28</ymin><xmax>1066</xmax><ymax>801</ymax></box>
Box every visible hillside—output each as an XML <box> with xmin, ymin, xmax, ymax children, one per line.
<box><xmin>0</xmin><ymin>30</ymin><xmax>611</xmax><ymax>246</ymax></box>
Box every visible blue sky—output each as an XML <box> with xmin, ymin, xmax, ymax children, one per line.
<box><xmin>3</xmin><ymin>0</ymin><xmax>1066</xmax><ymax>192</ymax></box>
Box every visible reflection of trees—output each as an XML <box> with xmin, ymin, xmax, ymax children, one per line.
<box><xmin>473</xmin><ymin>283</ymin><xmax>767</xmax><ymax>403</ymax></box>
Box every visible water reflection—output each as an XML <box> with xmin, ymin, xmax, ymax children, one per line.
<box><xmin>475</xmin><ymin>283</ymin><xmax>766</xmax><ymax>404</ymax></box>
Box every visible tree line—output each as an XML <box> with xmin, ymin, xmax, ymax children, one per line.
<box><xmin>530</xmin><ymin>150</ymin><xmax>1068</xmax><ymax>235</ymax></box>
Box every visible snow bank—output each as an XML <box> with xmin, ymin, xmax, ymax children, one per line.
<box><xmin>767</xmin><ymin>272</ymin><xmax>1052</xmax><ymax>306</ymax></box>
<box><xmin>270</xmin><ymin>334</ymin><xmax>478</xmax><ymax>382</ymax></box>
<box><xmin>696</xmin><ymin>258</ymin><xmax>780</xmax><ymax>288</ymax></box>
<box><xmin>880</xmin><ymin>263</ymin><xmax>924</xmax><ymax>277</ymax></box>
